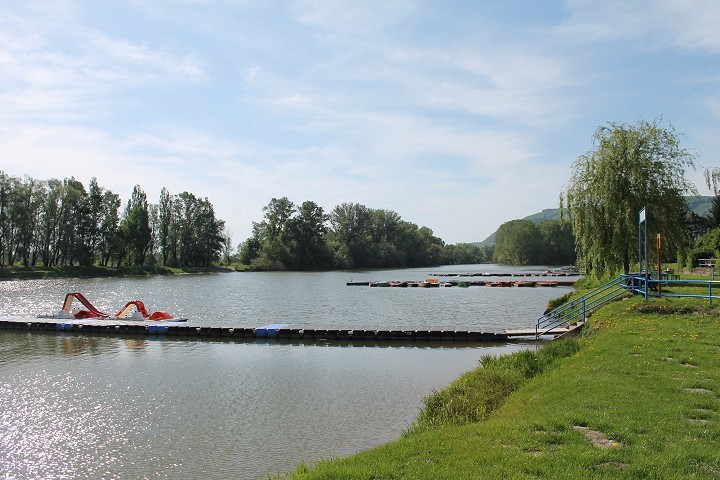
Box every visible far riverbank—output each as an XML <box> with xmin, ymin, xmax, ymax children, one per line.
<box><xmin>0</xmin><ymin>264</ymin><xmax>236</xmax><ymax>280</ymax></box>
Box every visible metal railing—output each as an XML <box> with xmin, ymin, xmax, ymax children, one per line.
<box><xmin>535</xmin><ymin>276</ymin><xmax>628</xmax><ymax>338</ymax></box>
<box><xmin>625</xmin><ymin>274</ymin><xmax>720</xmax><ymax>305</ymax></box>
<box><xmin>536</xmin><ymin>273</ymin><xmax>720</xmax><ymax>339</ymax></box>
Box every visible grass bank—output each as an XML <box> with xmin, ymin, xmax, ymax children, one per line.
<box><xmin>284</xmin><ymin>295</ymin><xmax>720</xmax><ymax>479</ymax></box>
<box><xmin>0</xmin><ymin>264</ymin><xmax>235</xmax><ymax>280</ymax></box>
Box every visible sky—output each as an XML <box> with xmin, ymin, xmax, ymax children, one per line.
<box><xmin>1</xmin><ymin>0</ymin><xmax>719</xmax><ymax>245</ymax></box>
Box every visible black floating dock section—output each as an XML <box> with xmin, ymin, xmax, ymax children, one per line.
<box><xmin>0</xmin><ymin>317</ymin><xmax>536</xmax><ymax>342</ymax></box>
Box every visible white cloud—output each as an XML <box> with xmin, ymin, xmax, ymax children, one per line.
<box><xmin>560</xmin><ymin>0</ymin><xmax>720</xmax><ymax>53</ymax></box>
<box><xmin>1</xmin><ymin>0</ymin><xmax>717</xmax><ymax>245</ymax></box>
<box><xmin>292</xmin><ymin>0</ymin><xmax>415</xmax><ymax>36</ymax></box>
<box><xmin>0</xmin><ymin>1</ymin><xmax>206</xmax><ymax>123</ymax></box>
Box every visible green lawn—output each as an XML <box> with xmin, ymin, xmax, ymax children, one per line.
<box><xmin>284</xmin><ymin>295</ymin><xmax>720</xmax><ymax>479</ymax></box>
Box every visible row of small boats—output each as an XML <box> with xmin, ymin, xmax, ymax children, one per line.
<box><xmin>360</xmin><ymin>279</ymin><xmax>560</xmax><ymax>288</ymax></box>
<box><xmin>430</xmin><ymin>268</ymin><xmax>580</xmax><ymax>278</ymax></box>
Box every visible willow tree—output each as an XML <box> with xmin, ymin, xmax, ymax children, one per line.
<box><xmin>706</xmin><ymin>167</ymin><xmax>720</xmax><ymax>195</ymax></box>
<box><xmin>564</xmin><ymin>119</ymin><xmax>697</xmax><ymax>277</ymax></box>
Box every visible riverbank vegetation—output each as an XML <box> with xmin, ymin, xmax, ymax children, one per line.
<box><xmin>492</xmin><ymin>218</ymin><xmax>575</xmax><ymax>266</ymax></box>
<box><xmin>238</xmin><ymin>197</ymin><xmax>493</xmax><ymax>270</ymax></box>
<box><xmin>3</xmin><ymin>123</ymin><xmax>718</xmax><ymax>275</ymax></box>
<box><xmin>284</xmin><ymin>294</ymin><xmax>720</xmax><ymax>479</ymax></box>
<box><xmin>0</xmin><ymin>264</ymin><xmax>234</xmax><ymax>280</ymax></box>
<box><xmin>0</xmin><ymin>172</ymin><xmax>496</xmax><ymax>274</ymax></box>
<box><xmin>0</xmin><ymin>172</ymin><xmax>226</xmax><ymax>269</ymax></box>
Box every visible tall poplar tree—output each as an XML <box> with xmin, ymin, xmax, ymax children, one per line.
<box><xmin>564</xmin><ymin>119</ymin><xmax>697</xmax><ymax>276</ymax></box>
<box><xmin>121</xmin><ymin>185</ymin><xmax>152</xmax><ymax>266</ymax></box>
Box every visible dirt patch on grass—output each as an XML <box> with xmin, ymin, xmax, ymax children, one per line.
<box><xmin>574</xmin><ymin>426</ymin><xmax>623</xmax><ymax>448</ymax></box>
<box><xmin>685</xmin><ymin>387</ymin><xmax>716</xmax><ymax>395</ymax></box>
<box><xmin>635</xmin><ymin>304</ymin><xmax>715</xmax><ymax>315</ymax></box>
<box><xmin>597</xmin><ymin>461</ymin><xmax>628</xmax><ymax>470</ymax></box>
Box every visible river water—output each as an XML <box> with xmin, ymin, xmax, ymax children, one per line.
<box><xmin>0</xmin><ymin>265</ymin><xmax>573</xmax><ymax>479</ymax></box>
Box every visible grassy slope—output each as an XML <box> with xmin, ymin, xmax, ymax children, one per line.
<box><xmin>288</xmin><ymin>296</ymin><xmax>720</xmax><ymax>479</ymax></box>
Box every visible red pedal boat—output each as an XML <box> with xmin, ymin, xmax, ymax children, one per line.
<box><xmin>38</xmin><ymin>292</ymin><xmax>188</xmax><ymax>322</ymax></box>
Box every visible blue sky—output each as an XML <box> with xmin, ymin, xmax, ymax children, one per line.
<box><xmin>1</xmin><ymin>0</ymin><xmax>718</xmax><ymax>245</ymax></box>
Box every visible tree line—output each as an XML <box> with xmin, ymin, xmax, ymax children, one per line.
<box><xmin>492</xmin><ymin>219</ymin><xmax>575</xmax><ymax>266</ymax></box>
<box><xmin>0</xmin><ymin>171</ymin><xmax>226</xmax><ymax>268</ymax></box>
<box><xmin>687</xmin><ymin>185</ymin><xmax>720</xmax><ymax>266</ymax></box>
<box><xmin>238</xmin><ymin>198</ymin><xmax>493</xmax><ymax>270</ymax></box>
<box><xmin>7</xmin><ymin>118</ymin><xmax>717</xmax><ymax>276</ymax></box>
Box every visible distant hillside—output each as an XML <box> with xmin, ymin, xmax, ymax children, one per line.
<box><xmin>475</xmin><ymin>196</ymin><xmax>713</xmax><ymax>247</ymax></box>
<box><xmin>524</xmin><ymin>208</ymin><xmax>561</xmax><ymax>222</ymax></box>
<box><xmin>686</xmin><ymin>195</ymin><xmax>713</xmax><ymax>217</ymax></box>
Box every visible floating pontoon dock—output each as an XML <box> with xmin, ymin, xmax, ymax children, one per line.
<box><xmin>0</xmin><ymin>317</ymin><xmax>556</xmax><ymax>342</ymax></box>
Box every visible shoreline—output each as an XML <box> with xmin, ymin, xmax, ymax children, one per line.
<box><xmin>281</xmin><ymin>292</ymin><xmax>720</xmax><ymax>479</ymax></box>
<box><xmin>0</xmin><ymin>264</ymin><xmax>236</xmax><ymax>280</ymax></box>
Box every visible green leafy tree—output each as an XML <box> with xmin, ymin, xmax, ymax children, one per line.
<box><xmin>707</xmin><ymin>195</ymin><xmax>720</xmax><ymax>229</ymax></box>
<box><xmin>252</xmin><ymin>197</ymin><xmax>296</xmax><ymax>268</ymax></box>
<box><xmin>690</xmin><ymin>228</ymin><xmax>720</xmax><ymax>264</ymax></box>
<box><xmin>417</xmin><ymin>226</ymin><xmax>444</xmax><ymax>266</ymax></box>
<box><xmin>57</xmin><ymin>178</ymin><xmax>89</xmax><ymax>265</ymax></box>
<box><xmin>221</xmin><ymin>228</ymin><xmax>234</xmax><ymax>265</ymax></box>
<box><xmin>706</xmin><ymin>167</ymin><xmax>720</xmax><ymax>195</ymax></box>
<box><xmin>98</xmin><ymin>189</ymin><xmax>121</xmax><ymax>266</ymax></box>
<box><xmin>370</xmin><ymin>209</ymin><xmax>404</xmax><ymax>267</ymax></box>
<box><xmin>329</xmin><ymin>202</ymin><xmax>374</xmax><ymax>268</ymax></box>
<box><xmin>537</xmin><ymin>220</ymin><xmax>576</xmax><ymax>265</ymax></box>
<box><xmin>68</xmin><ymin>178</ymin><xmax>95</xmax><ymax>266</ymax></box>
<box><xmin>157</xmin><ymin>187</ymin><xmax>173</xmax><ymax>266</ymax></box>
<box><xmin>39</xmin><ymin>179</ymin><xmax>65</xmax><ymax>266</ymax></box>
<box><xmin>238</xmin><ymin>236</ymin><xmax>262</xmax><ymax>265</ymax></box>
<box><xmin>493</xmin><ymin>219</ymin><xmax>542</xmax><ymax>265</ymax></box>
<box><xmin>192</xmin><ymin>197</ymin><xmax>225</xmax><ymax>267</ymax></box>
<box><xmin>442</xmin><ymin>243</ymin><xmax>488</xmax><ymax>265</ymax></box>
<box><xmin>120</xmin><ymin>185</ymin><xmax>152</xmax><ymax>266</ymax></box>
<box><xmin>564</xmin><ymin>119</ymin><xmax>697</xmax><ymax>276</ymax></box>
<box><xmin>286</xmin><ymin>200</ymin><xmax>331</xmax><ymax>270</ymax></box>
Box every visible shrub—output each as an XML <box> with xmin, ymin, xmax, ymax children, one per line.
<box><xmin>409</xmin><ymin>339</ymin><xmax>580</xmax><ymax>433</ymax></box>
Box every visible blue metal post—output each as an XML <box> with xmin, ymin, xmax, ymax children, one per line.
<box><xmin>582</xmin><ymin>298</ymin><xmax>586</xmax><ymax>322</ymax></box>
<box><xmin>638</xmin><ymin>207</ymin><xmax>649</xmax><ymax>300</ymax></box>
<box><xmin>646</xmin><ymin>211</ymin><xmax>649</xmax><ymax>299</ymax></box>
<box><xmin>638</xmin><ymin>209</ymin><xmax>643</xmax><ymax>275</ymax></box>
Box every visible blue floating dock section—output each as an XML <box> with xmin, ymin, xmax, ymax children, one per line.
<box><xmin>255</xmin><ymin>324</ymin><xmax>289</xmax><ymax>337</ymax></box>
<box><xmin>147</xmin><ymin>324</ymin><xmax>170</xmax><ymax>335</ymax></box>
<box><xmin>0</xmin><ymin>317</ymin><xmax>555</xmax><ymax>342</ymax></box>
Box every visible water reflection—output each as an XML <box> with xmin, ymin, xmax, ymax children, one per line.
<box><xmin>0</xmin><ymin>330</ymin><xmax>532</xmax><ymax>479</ymax></box>
<box><xmin>0</xmin><ymin>265</ymin><xmax>571</xmax><ymax>331</ymax></box>
<box><xmin>0</xmin><ymin>266</ymin><xmax>567</xmax><ymax>479</ymax></box>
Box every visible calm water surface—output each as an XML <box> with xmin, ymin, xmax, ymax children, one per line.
<box><xmin>0</xmin><ymin>265</ymin><xmax>573</xmax><ymax>479</ymax></box>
